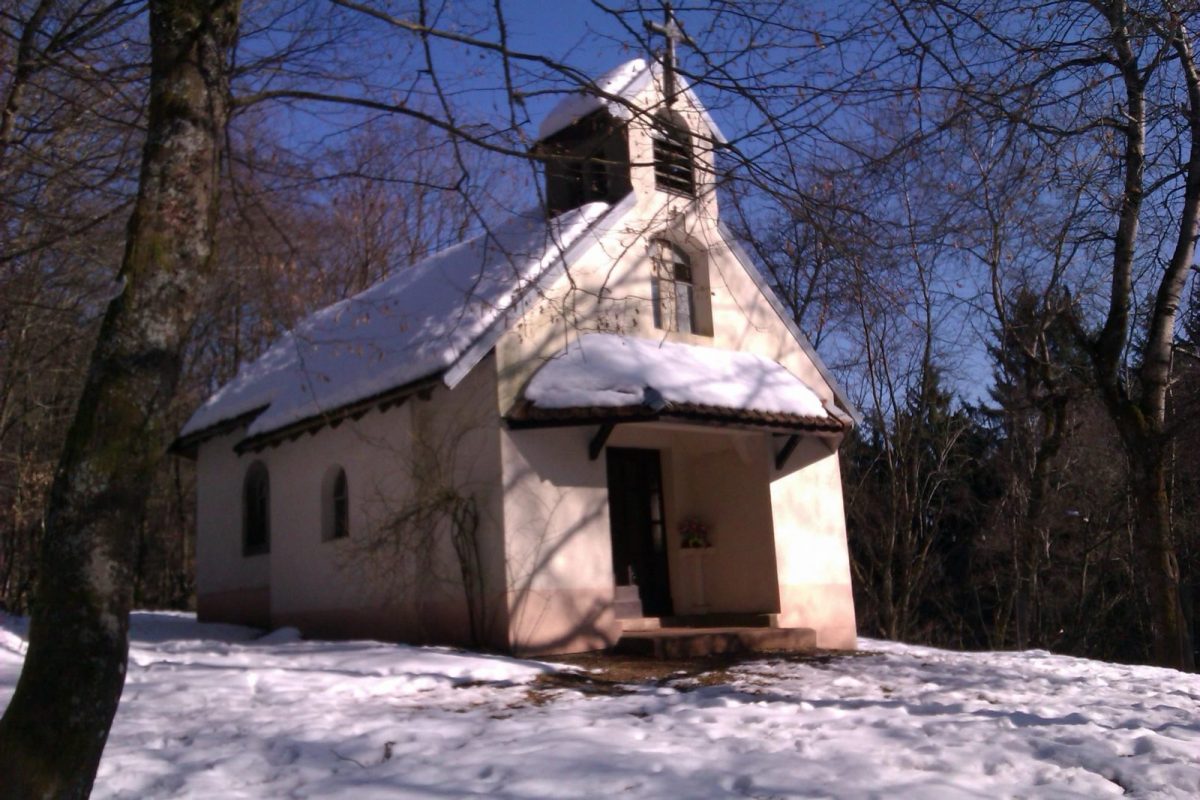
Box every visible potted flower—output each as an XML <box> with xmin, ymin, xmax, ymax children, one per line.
<box><xmin>679</xmin><ymin>517</ymin><xmax>712</xmax><ymax>549</ymax></box>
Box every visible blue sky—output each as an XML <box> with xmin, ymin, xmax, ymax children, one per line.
<box><xmin>427</xmin><ymin>2</ymin><xmax>702</xmax><ymax>139</ymax></box>
<box><xmin>237</xmin><ymin>0</ymin><xmax>996</xmax><ymax>404</ymax></box>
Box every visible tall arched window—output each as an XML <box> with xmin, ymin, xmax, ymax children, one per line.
<box><xmin>323</xmin><ymin>466</ymin><xmax>350</xmax><ymax>541</ymax></box>
<box><xmin>651</xmin><ymin>240</ymin><xmax>696</xmax><ymax>333</ymax></box>
<box><xmin>652</xmin><ymin>112</ymin><xmax>695</xmax><ymax>196</ymax></box>
<box><xmin>243</xmin><ymin>461</ymin><xmax>270</xmax><ymax>556</ymax></box>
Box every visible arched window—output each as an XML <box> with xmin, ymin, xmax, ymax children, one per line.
<box><xmin>242</xmin><ymin>461</ymin><xmax>270</xmax><ymax>556</ymax></box>
<box><xmin>651</xmin><ymin>240</ymin><xmax>696</xmax><ymax>333</ymax></box>
<box><xmin>323</xmin><ymin>466</ymin><xmax>350</xmax><ymax>541</ymax></box>
<box><xmin>652</xmin><ymin>112</ymin><xmax>695</xmax><ymax>196</ymax></box>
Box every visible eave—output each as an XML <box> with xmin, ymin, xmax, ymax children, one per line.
<box><xmin>169</xmin><ymin>407</ymin><xmax>267</xmax><ymax>460</ymax></box>
<box><xmin>505</xmin><ymin>399</ymin><xmax>847</xmax><ymax>437</ymax></box>
<box><xmin>232</xmin><ymin>375</ymin><xmax>442</xmax><ymax>455</ymax></box>
<box><xmin>170</xmin><ymin>374</ymin><xmax>442</xmax><ymax>459</ymax></box>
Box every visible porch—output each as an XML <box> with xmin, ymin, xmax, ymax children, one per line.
<box><xmin>597</xmin><ymin>422</ymin><xmax>828</xmax><ymax>660</ymax></box>
<box><xmin>600</xmin><ymin>425</ymin><xmax>791</xmax><ymax>622</ymax></box>
<box><xmin>499</xmin><ymin>334</ymin><xmax>855</xmax><ymax>655</ymax></box>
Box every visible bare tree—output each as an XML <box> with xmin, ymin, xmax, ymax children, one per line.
<box><xmin>5</xmin><ymin>9</ymin><xmax>1199</xmax><ymax>791</ymax></box>
<box><xmin>0</xmin><ymin>0</ymin><xmax>241</xmax><ymax>793</ymax></box>
<box><xmin>882</xmin><ymin>0</ymin><xmax>1198</xmax><ymax>669</ymax></box>
<box><xmin>0</xmin><ymin>0</ymin><xmax>147</xmax><ymax>614</ymax></box>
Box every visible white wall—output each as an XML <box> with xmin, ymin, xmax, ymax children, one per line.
<box><xmin>500</xmin><ymin>424</ymin><xmax>616</xmax><ymax>654</ymax></box>
<box><xmin>195</xmin><ymin>355</ymin><xmax>509</xmax><ymax>648</ymax></box>
<box><xmin>498</xmin><ymin>421</ymin><xmax>798</xmax><ymax>654</ymax></box>
<box><xmin>670</xmin><ymin>432</ymin><xmax>780</xmax><ymax>614</ymax></box>
<box><xmin>770</xmin><ymin>438</ymin><xmax>858</xmax><ymax>648</ymax></box>
<box><xmin>195</xmin><ymin>429</ymin><xmax>271</xmax><ymax>627</ymax></box>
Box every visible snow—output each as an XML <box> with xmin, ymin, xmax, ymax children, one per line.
<box><xmin>536</xmin><ymin>59</ymin><xmax>728</xmax><ymax>145</ymax></box>
<box><xmin>536</xmin><ymin>59</ymin><xmax>654</xmax><ymax>141</ymax></box>
<box><xmin>525</xmin><ymin>333</ymin><xmax>830</xmax><ymax>419</ymax></box>
<box><xmin>4</xmin><ymin>613</ymin><xmax>1197</xmax><ymax>798</ymax></box>
<box><xmin>181</xmin><ymin>203</ymin><xmax>611</xmax><ymax>440</ymax></box>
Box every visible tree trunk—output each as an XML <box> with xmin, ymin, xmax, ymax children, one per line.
<box><xmin>0</xmin><ymin>1</ymin><xmax>240</xmax><ymax>796</ymax></box>
<box><xmin>1131</xmin><ymin>441</ymin><xmax>1194</xmax><ymax>671</ymax></box>
<box><xmin>1088</xmin><ymin>4</ymin><xmax>1197</xmax><ymax>672</ymax></box>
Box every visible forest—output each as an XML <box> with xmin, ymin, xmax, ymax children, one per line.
<box><xmin>3</xmin><ymin>0</ymin><xmax>1199</xmax><ymax>660</ymax></box>
<box><xmin>1</xmin><ymin>4</ymin><xmax>1199</xmax><ymax>787</ymax></box>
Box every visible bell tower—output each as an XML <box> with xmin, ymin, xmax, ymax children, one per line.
<box><xmin>534</xmin><ymin>5</ymin><xmax>717</xmax><ymax>217</ymax></box>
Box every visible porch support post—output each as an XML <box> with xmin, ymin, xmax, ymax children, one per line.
<box><xmin>775</xmin><ymin>434</ymin><xmax>801</xmax><ymax>470</ymax></box>
<box><xmin>589</xmin><ymin>422</ymin><xmax>616</xmax><ymax>460</ymax></box>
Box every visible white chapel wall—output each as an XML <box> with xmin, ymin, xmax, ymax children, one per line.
<box><xmin>667</xmin><ymin>430</ymin><xmax>780</xmax><ymax>613</ymax></box>
<box><xmin>770</xmin><ymin>438</ymin><xmax>858</xmax><ymax>649</ymax></box>
<box><xmin>195</xmin><ymin>429</ymin><xmax>271</xmax><ymax>628</ymax></box>
<box><xmin>405</xmin><ymin>354</ymin><xmax>510</xmax><ymax>647</ymax></box>
<box><xmin>196</xmin><ymin>354</ymin><xmax>508</xmax><ymax>648</ymax></box>
<box><xmin>262</xmin><ymin>400</ymin><xmax>416</xmax><ymax>634</ymax></box>
<box><xmin>499</xmin><ymin>423</ymin><xmax>616</xmax><ymax>655</ymax></box>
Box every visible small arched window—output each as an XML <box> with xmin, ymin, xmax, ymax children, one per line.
<box><xmin>652</xmin><ymin>112</ymin><xmax>695</xmax><ymax>196</ymax></box>
<box><xmin>322</xmin><ymin>466</ymin><xmax>350</xmax><ymax>541</ymax></box>
<box><xmin>243</xmin><ymin>461</ymin><xmax>270</xmax><ymax>556</ymax></box>
<box><xmin>651</xmin><ymin>240</ymin><xmax>696</xmax><ymax>333</ymax></box>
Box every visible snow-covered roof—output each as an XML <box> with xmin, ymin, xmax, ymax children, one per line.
<box><xmin>522</xmin><ymin>334</ymin><xmax>833</xmax><ymax>423</ymax></box>
<box><xmin>181</xmin><ymin>203</ymin><xmax>613</xmax><ymax>442</ymax></box>
<box><xmin>716</xmin><ymin>221</ymin><xmax>860</xmax><ymax>426</ymax></box>
<box><xmin>536</xmin><ymin>58</ymin><xmax>728</xmax><ymax>145</ymax></box>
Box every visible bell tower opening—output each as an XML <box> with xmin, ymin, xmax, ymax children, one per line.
<box><xmin>651</xmin><ymin>111</ymin><xmax>695</xmax><ymax>197</ymax></box>
<box><xmin>537</xmin><ymin>110</ymin><xmax>632</xmax><ymax>217</ymax></box>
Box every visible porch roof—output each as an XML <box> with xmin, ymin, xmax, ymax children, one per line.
<box><xmin>507</xmin><ymin>399</ymin><xmax>845</xmax><ymax>435</ymax></box>
<box><xmin>509</xmin><ymin>334</ymin><xmax>848</xmax><ymax>435</ymax></box>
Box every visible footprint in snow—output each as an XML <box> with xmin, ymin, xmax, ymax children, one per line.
<box><xmin>729</xmin><ymin>774</ymin><xmax>753</xmax><ymax>794</ymax></box>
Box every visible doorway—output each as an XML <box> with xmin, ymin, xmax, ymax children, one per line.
<box><xmin>606</xmin><ymin>447</ymin><xmax>673</xmax><ymax>617</ymax></box>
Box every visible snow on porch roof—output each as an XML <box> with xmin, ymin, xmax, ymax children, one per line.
<box><xmin>515</xmin><ymin>334</ymin><xmax>845</xmax><ymax>432</ymax></box>
<box><xmin>535</xmin><ymin>58</ymin><xmax>728</xmax><ymax>145</ymax></box>
<box><xmin>179</xmin><ymin>202</ymin><xmax>615</xmax><ymax>444</ymax></box>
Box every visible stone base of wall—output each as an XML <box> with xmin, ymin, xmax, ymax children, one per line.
<box><xmin>270</xmin><ymin>596</ymin><xmax>510</xmax><ymax>652</ymax></box>
<box><xmin>507</xmin><ymin>587</ymin><xmax>622</xmax><ymax>656</ymax></box>
<box><xmin>197</xmin><ymin>586</ymin><xmax>271</xmax><ymax>630</ymax></box>
<box><xmin>776</xmin><ymin>582</ymin><xmax>858</xmax><ymax>650</ymax></box>
<box><xmin>196</xmin><ymin>583</ymin><xmax>855</xmax><ymax>655</ymax></box>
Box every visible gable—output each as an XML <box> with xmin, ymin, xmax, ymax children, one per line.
<box><xmin>490</xmin><ymin>205</ymin><xmax>857</xmax><ymax>427</ymax></box>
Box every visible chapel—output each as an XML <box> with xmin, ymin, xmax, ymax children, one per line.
<box><xmin>175</xmin><ymin>52</ymin><xmax>859</xmax><ymax>656</ymax></box>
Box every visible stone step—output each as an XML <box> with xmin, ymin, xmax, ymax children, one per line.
<box><xmin>618</xmin><ymin>612</ymin><xmax>779</xmax><ymax>634</ymax></box>
<box><xmin>614</xmin><ymin>626</ymin><xmax>817</xmax><ymax>659</ymax></box>
<box><xmin>613</xmin><ymin>586</ymin><xmax>644</xmax><ymax>620</ymax></box>
<box><xmin>660</xmin><ymin>612</ymin><xmax>780</xmax><ymax>629</ymax></box>
<box><xmin>618</xmin><ymin>617</ymin><xmax>662</xmax><ymax>632</ymax></box>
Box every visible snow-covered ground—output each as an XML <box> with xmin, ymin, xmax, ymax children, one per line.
<box><xmin>2</xmin><ymin>613</ymin><xmax>1198</xmax><ymax>799</ymax></box>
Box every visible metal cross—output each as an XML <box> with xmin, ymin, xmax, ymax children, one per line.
<box><xmin>645</xmin><ymin>2</ymin><xmax>695</xmax><ymax>106</ymax></box>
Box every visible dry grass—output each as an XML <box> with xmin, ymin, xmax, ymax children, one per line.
<box><xmin>520</xmin><ymin>648</ymin><xmax>866</xmax><ymax>705</ymax></box>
